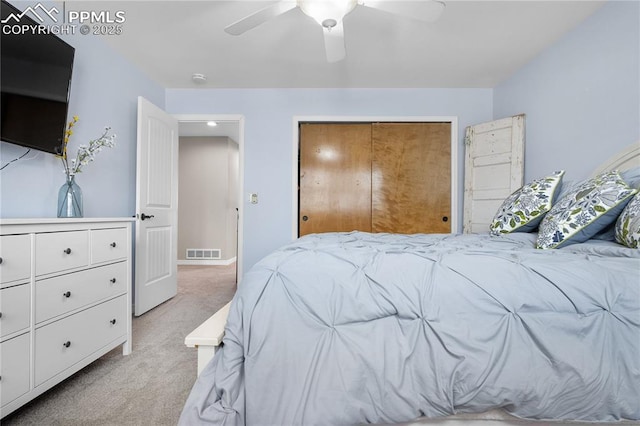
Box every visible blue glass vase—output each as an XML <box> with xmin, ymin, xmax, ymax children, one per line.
<box><xmin>57</xmin><ymin>175</ymin><xmax>83</xmax><ymax>218</ymax></box>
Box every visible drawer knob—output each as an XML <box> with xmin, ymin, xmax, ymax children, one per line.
<box><xmin>63</xmin><ymin>341</ymin><xmax>71</xmax><ymax>348</ymax></box>
<box><xmin>110</xmin><ymin>319</ymin><xmax>117</xmax><ymax>325</ymax></box>
<box><xmin>63</xmin><ymin>291</ymin><xmax>71</xmax><ymax>298</ymax></box>
<box><xmin>110</xmin><ymin>278</ymin><xmax>117</xmax><ymax>284</ymax></box>
<box><xmin>0</xmin><ymin>256</ymin><xmax>3</xmax><ymax>264</ymax></box>
<box><xmin>0</xmin><ymin>312</ymin><xmax>2</xmax><ymax>318</ymax></box>
<box><xmin>63</xmin><ymin>248</ymin><xmax>72</xmax><ymax>255</ymax></box>
<box><xmin>110</xmin><ymin>242</ymin><xmax>117</xmax><ymax>248</ymax></box>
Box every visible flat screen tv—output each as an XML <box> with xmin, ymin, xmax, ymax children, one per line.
<box><xmin>1</xmin><ymin>0</ymin><xmax>75</xmax><ymax>155</ymax></box>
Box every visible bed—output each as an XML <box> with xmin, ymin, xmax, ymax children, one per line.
<box><xmin>180</xmin><ymin>143</ymin><xmax>640</xmax><ymax>426</ymax></box>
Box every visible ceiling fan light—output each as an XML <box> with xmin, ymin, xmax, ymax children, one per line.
<box><xmin>299</xmin><ymin>0</ymin><xmax>357</xmax><ymax>26</ymax></box>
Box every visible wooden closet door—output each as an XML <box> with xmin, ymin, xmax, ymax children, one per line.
<box><xmin>371</xmin><ymin>122</ymin><xmax>451</xmax><ymax>234</ymax></box>
<box><xmin>299</xmin><ymin>123</ymin><xmax>372</xmax><ymax>236</ymax></box>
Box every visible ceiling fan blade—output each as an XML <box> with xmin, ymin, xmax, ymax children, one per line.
<box><xmin>224</xmin><ymin>1</ymin><xmax>297</xmax><ymax>35</ymax></box>
<box><xmin>360</xmin><ymin>0</ymin><xmax>445</xmax><ymax>23</ymax></box>
<box><xmin>323</xmin><ymin>22</ymin><xmax>346</xmax><ymax>63</ymax></box>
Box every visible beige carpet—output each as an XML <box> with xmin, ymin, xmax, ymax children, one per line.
<box><xmin>3</xmin><ymin>264</ymin><xmax>237</xmax><ymax>426</ymax></box>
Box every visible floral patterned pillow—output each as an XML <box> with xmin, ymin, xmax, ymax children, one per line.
<box><xmin>615</xmin><ymin>193</ymin><xmax>640</xmax><ymax>248</ymax></box>
<box><xmin>490</xmin><ymin>171</ymin><xmax>565</xmax><ymax>235</ymax></box>
<box><xmin>536</xmin><ymin>171</ymin><xmax>637</xmax><ymax>249</ymax></box>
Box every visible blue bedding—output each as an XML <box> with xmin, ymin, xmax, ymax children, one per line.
<box><xmin>180</xmin><ymin>232</ymin><xmax>640</xmax><ymax>425</ymax></box>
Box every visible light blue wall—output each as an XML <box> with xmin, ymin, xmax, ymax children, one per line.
<box><xmin>165</xmin><ymin>88</ymin><xmax>493</xmax><ymax>270</ymax></box>
<box><xmin>494</xmin><ymin>1</ymin><xmax>640</xmax><ymax>183</ymax></box>
<box><xmin>0</xmin><ymin>4</ymin><xmax>164</xmax><ymax>218</ymax></box>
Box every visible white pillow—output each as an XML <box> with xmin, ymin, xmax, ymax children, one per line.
<box><xmin>615</xmin><ymin>193</ymin><xmax>640</xmax><ymax>248</ymax></box>
<box><xmin>490</xmin><ymin>171</ymin><xmax>564</xmax><ymax>235</ymax></box>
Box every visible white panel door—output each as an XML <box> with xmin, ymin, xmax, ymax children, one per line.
<box><xmin>463</xmin><ymin>114</ymin><xmax>525</xmax><ymax>234</ymax></box>
<box><xmin>135</xmin><ymin>97</ymin><xmax>179</xmax><ymax>316</ymax></box>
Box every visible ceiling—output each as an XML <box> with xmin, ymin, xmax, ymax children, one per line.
<box><xmin>94</xmin><ymin>0</ymin><xmax>607</xmax><ymax>90</ymax></box>
<box><xmin>178</xmin><ymin>120</ymin><xmax>241</xmax><ymax>141</ymax></box>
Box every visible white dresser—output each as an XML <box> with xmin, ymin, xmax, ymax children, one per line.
<box><xmin>0</xmin><ymin>218</ymin><xmax>133</xmax><ymax>418</ymax></box>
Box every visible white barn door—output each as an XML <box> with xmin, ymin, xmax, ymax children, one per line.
<box><xmin>134</xmin><ymin>97</ymin><xmax>179</xmax><ymax>316</ymax></box>
<box><xmin>463</xmin><ymin>114</ymin><xmax>525</xmax><ymax>234</ymax></box>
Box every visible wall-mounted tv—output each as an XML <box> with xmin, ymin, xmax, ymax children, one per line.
<box><xmin>1</xmin><ymin>0</ymin><xmax>75</xmax><ymax>155</ymax></box>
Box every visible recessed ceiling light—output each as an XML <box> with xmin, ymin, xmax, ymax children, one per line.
<box><xmin>192</xmin><ymin>73</ymin><xmax>207</xmax><ymax>84</ymax></box>
<box><xmin>207</xmin><ymin>121</ymin><xmax>218</xmax><ymax>127</ymax></box>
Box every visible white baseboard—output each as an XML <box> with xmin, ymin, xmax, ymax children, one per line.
<box><xmin>178</xmin><ymin>257</ymin><xmax>236</xmax><ymax>266</ymax></box>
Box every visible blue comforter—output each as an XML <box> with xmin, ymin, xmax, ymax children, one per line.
<box><xmin>180</xmin><ymin>232</ymin><xmax>640</xmax><ymax>425</ymax></box>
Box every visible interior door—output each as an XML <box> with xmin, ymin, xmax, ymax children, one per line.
<box><xmin>372</xmin><ymin>122</ymin><xmax>451</xmax><ymax>234</ymax></box>
<box><xmin>134</xmin><ymin>97</ymin><xmax>179</xmax><ymax>316</ymax></box>
<box><xmin>299</xmin><ymin>123</ymin><xmax>372</xmax><ymax>235</ymax></box>
<box><xmin>463</xmin><ymin>114</ymin><xmax>525</xmax><ymax>234</ymax></box>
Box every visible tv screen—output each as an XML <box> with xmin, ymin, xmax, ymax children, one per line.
<box><xmin>0</xmin><ymin>0</ymin><xmax>75</xmax><ymax>155</ymax></box>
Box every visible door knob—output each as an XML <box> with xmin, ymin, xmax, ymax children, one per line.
<box><xmin>302</xmin><ymin>215</ymin><xmax>309</xmax><ymax>221</ymax></box>
<box><xmin>442</xmin><ymin>216</ymin><xmax>449</xmax><ymax>222</ymax></box>
<box><xmin>140</xmin><ymin>213</ymin><xmax>155</xmax><ymax>221</ymax></box>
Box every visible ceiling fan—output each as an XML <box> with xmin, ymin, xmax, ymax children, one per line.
<box><xmin>224</xmin><ymin>0</ymin><xmax>446</xmax><ymax>63</ymax></box>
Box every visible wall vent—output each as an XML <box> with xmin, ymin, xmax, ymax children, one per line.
<box><xmin>186</xmin><ymin>248</ymin><xmax>221</xmax><ymax>260</ymax></box>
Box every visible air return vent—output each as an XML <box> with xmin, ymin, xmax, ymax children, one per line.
<box><xmin>186</xmin><ymin>248</ymin><xmax>221</xmax><ymax>260</ymax></box>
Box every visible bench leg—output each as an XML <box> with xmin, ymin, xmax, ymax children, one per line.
<box><xmin>197</xmin><ymin>345</ymin><xmax>219</xmax><ymax>376</ymax></box>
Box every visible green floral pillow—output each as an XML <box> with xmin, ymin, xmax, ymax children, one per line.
<box><xmin>536</xmin><ymin>171</ymin><xmax>637</xmax><ymax>249</ymax></box>
<box><xmin>490</xmin><ymin>171</ymin><xmax>565</xmax><ymax>235</ymax></box>
<box><xmin>615</xmin><ymin>193</ymin><xmax>640</xmax><ymax>248</ymax></box>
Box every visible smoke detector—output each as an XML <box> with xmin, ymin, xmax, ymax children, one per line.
<box><xmin>192</xmin><ymin>73</ymin><xmax>207</xmax><ymax>84</ymax></box>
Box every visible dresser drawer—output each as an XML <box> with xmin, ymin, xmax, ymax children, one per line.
<box><xmin>35</xmin><ymin>231</ymin><xmax>89</xmax><ymax>276</ymax></box>
<box><xmin>91</xmin><ymin>228</ymin><xmax>128</xmax><ymax>264</ymax></box>
<box><xmin>34</xmin><ymin>295</ymin><xmax>126</xmax><ymax>387</ymax></box>
<box><xmin>0</xmin><ymin>332</ymin><xmax>31</xmax><ymax>407</ymax></box>
<box><xmin>0</xmin><ymin>234</ymin><xmax>31</xmax><ymax>285</ymax></box>
<box><xmin>0</xmin><ymin>284</ymin><xmax>30</xmax><ymax>339</ymax></box>
<box><xmin>35</xmin><ymin>262</ymin><xmax>127</xmax><ymax>324</ymax></box>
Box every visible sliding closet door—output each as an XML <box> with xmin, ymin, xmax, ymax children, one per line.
<box><xmin>299</xmin><ymin>123</ymin><xmax>372</xmax><ymax>236</ymax></box>
<box><xmin>371</xmin><ymin>122</ymin><xmax>451</xmax><ymax>234</ymax></box>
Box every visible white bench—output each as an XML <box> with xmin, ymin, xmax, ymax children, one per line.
<box><xmin>184</xmin><ymin>302</ymin><xmax>231</xmax><ymax>375</ymax></box>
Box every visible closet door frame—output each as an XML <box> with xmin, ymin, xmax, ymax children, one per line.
<box><xmin>291</xmin><ymin>116</ymin><xmax>459</xmax><ymax>239</ymax></box>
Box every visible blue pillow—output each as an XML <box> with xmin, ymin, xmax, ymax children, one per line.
<box><xmin>536</xmin><ymin>171</ymin><xmax>637</xmax><ymax>249</ymax></box>
<box><xmin>621</xmin><ymin>166</ymin><xmax>640</xmax><ymax>189</ymax></box>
